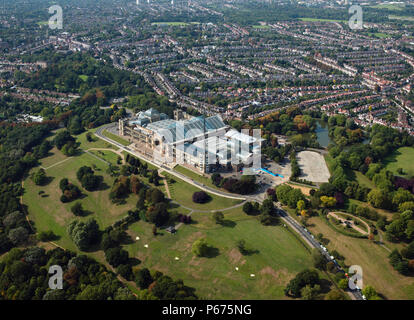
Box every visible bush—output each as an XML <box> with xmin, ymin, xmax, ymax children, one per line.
<box><xmin>192</xmin><ymin>238</ymin><xmax>210</xmax><ymax>257</ymax></box>
<box><xmin>192</xmin><ymin>191</ymin><xmax>210</xmax><ymax>204</ymax></box>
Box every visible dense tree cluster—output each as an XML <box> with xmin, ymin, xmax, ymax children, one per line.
<box><xmin>76</xmin><ymin>166</ymin><xmax>102</xmax><ymax>191</ymax></box>
<box><xmin>59</xmin><ymin>178</ymin><xmax>81</xmax><ymax>203</ymax></box>
<box><xmin>211</xmin><ymin>174</ymin><xmax>257</xmax><ymax>195</ymax></box>
<box><xmin>67</xmin><ymin>219</ymin><xmax>100</xmax><ymax>251</ymax></box>
<box><xmin>0</xmin><ymin>247</ymin><xmax>135</xmax><ymax>300</ymax></box>
<box><xmin>284</xmin><ymin>269</ymin><xmax>321</xmax><ymax>298</ymax></box>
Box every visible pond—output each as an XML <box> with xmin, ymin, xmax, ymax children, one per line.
<box><xmin>315</xmin><ymin>121</ymin><xmax>332</xmax><ymax>148</ymax></box>
<box><xmin>315</xmin><ymin>120</ymin><xmax>369</xmax><ymax>149</ymax></box>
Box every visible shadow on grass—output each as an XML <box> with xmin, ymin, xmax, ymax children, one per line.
<box><xmin>204</xmin><ymin>246</ymin><xmax>220</xmax><ymax>258</ymax></box>
<box><xmin>221</xmin><ymin>219</ymin><xmax>236</xmax><ymax>228</ymax></box>
<box><xmin>129</xmin><ymin>257</ymin><xmax>141</xmax><ymax>266</ymax></box>
<box><xmin>241</xmin><ymin>248</ymin><xmax>260</xmax><ymax>256</ymax></box>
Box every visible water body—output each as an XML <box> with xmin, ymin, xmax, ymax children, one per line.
<box><xmin>315</xmin><ymin>120</ymin><xmax>369</xmax><ymax>149</ymax></box>
<box><xmin>315</xmin><ymin>121</ymin><xmax>332</xmax><ymax>148</ymax></box>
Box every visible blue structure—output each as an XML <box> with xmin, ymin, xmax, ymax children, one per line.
<box><xmin>260</xmin><ymin>168</ymin><xmax>284</xmax><ymax>178</ymax></box>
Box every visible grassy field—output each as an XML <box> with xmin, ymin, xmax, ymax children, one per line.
<box><xmin>76</xmin><ymin>129</ymin><xmax>118</xmax><ymax>150</ymax></box>
<box><xmin>369</xmin><ymin>3</ymin><xmax>404</xmax><ymax>11</ymax></box>
<box><xmin>323</xmin><ymin>154</ymin><xmax>335</xmax><ymax>175</ymax></box>
<box><xmin>102</xmin><ymin>130</ymin><xmax>130</xmax><ymax>146</ymax></box>
<box><xmin>298</xmin><ymin>17</ymin><xmax>346</xmax><ymax>23</ymax></box>
<box><xmin>124</xmin><ymin>207</ymin><xmax>313</xmax><ymax>299</ymax></box>
<box><xmin>88</xmin><ymin>149</ymin><xmax>121</xmax><ymax>165</ymax></box>
<box><xmin>384</xmin><ymin>147</ymin><xmax>414</xmax><ymax>177</ymax></box>
<box><xmin>306</xmin><ymin>215</ymin><xmax>414</xmax><ymax>299</ymax></box>
<box><xmin>163</xmin><ymin>172</ymin><xmax>242</xmax><ymax>211</ymax></box>
<box><xmin>24</xmin><ymin>150</ymin><xmax>138</xmax><ymax>251</ymax></box>
<box><xmin>354</xmin><ymin>171</ymin><xmax>376</xmax><ymax>189</ymax></box>
<box><xmin>151</xmin><ymin>22</ymin><xmax>190</xmax><ymax>26</ymax></box>
<box><xmin>79</xmin><ymin>75</ymin><xmax>89</xmax><ymax>82</ymax></box>
<box><xmin>174</xmin><ymin>165</ymin><xmax>217</xmax><ymax>189</ymax></box>
<box><xmin>389</xmin><ymin>15</ymin><xmax>414</xmax><ymax>22</ymax></box>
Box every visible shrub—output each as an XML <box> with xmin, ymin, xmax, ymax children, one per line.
<box><xmin>192</xmin><ymin>191</ymin><xmax>209</xmax><ymax>204</ymax></box>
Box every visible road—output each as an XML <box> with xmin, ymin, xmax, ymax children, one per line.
<box><xmin>95</xmin><ymin>122</ymin><xmax>363</xmax><ymax>300</ymax></box>
<box><xmin>274</xmin><ymin>202</ymin><xmax>364</xmax><ymax>301</ymax></box>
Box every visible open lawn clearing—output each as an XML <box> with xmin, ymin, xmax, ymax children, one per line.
<box><xmin>76</xmin><ymin>129</ymin><xmax>118</xmax><ymax>150</ymax></box>
<box><xmin>124</xmin><ymin>207</ymin><xmax>313</xmax><ymax>299</ymax></box>
<box><xmin>389</xmin><ymin>15</ymin><xmax>414</xmax><ymax>22</ymax></box>
<box><xmin>306</xmin><ymin>216</ymin><xmax>414</xmax><ymax>299</ymax></box>
<box><xmin>174</xmin><ymin>165</ymin><xmax>218</xmax><ymax>189</ymax></box>
<box><xmin>369</xmin><ymin>3</ymin><xmax>405</xmax><ymax>10</ymax></box>
<box><xmin>88</xmin><ymin>149</ymin><xmax>121</xmax><ymax>165</ymax></box>
<box><xmin>24</xmin><ymin>151</ymin><xmax>139</xmax><ymax>250</ymax></box>
<box><xmin>297</xmin><ymin>151</ymin><xmax>330</xmax><ymax>183</ymax></box>
<box><xmin>298</xmin><ymin>17</ymin><xmax>346</xmax><ymax>23</ymax></box>
<box><xmin>151</xmin><ymin>22</ymin><xmax>190</xmax><ymax>26</ymax></box>
<box><xmin>39</xmin><ymin>146</ymin><xmax>70</xmax><ymax>169</ymax></box>
<box><xmin>102</xmin><ymin>130</ymin><xmax>130</xmax><ymax>146</ymax></box>
<box><xmin>353</xmin><ymin>171</ymin><xmax>376</xmax><ymax>189</ymax></box>
<box><xmin>384</xmin><ymin>147</ymin><xmax>414</xmax><ymax>177</ymax></box>
<box><xmin>163</xmin><ymin>172</ymin><xmax>242</xmax><ymax>211</ymax></box>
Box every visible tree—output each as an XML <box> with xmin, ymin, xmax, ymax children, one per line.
<box><xmin>212</xmin><ymin>211</ymin><xmax>224</xmax><ymax>225</ymax></box>
<box><xmin>192</xmin><ymin>191</ymin><xmax>209</xmax><ymax>204</ymax></box>
<box><xmin>31</xmin><ymin>168</ymin><xmax>47</xmax><ymax>185</ymax></box>
<box><xmin>297</xmin><ymin>200</ymin><xmax>306</xmax><ymax>212</ymax></box>
<box><xmin>338</xmin><ymin>278</ymin><xmax>348</xmax><ymax>290</ymax></box>
<box><xmin>325</xmin><ymin>290</ymin><xmax>346</xmax><ymax>300</ymax></box>
<box><xmin>320</xmin><ymin>196</ymin><xmax>337</xmax><ymax>208</ymax></box>
<box><xmin>367</xmin><ymin>189</ymin><xmax>390</xmax><ymax>209</ymax></box>
<box><xmin>53</xmin><ymin>130</ymin><xmax>75</xmax><ymax>150</ymax></box>
<box><xmin>8</xmin><ymin>227</ymin><xmax>29</xmax><ymax>245</ymax></box>
<box><xmin>104</xmin><ymin>247</ymin><xmax>129</xmax><ymax>267</ymax></box>
<box><xmin>67</xmin><ymin>219</ymin><xmax>100</xmax><ymax>251</ymax></box>
<box><xmin>146</xmin><ymin>202</ymin><xmax>169</xmax><ymax>227</ymax></box>
<box><xmin>362</xmin><ymin>285</ymin><xmax>381</xmax><ymax>300</ymax></box>
<box><xmin>312</xmin><ymin>249</ymin><xmax>326</xmax><ymax>270</ymax></box>
<box><xmin>243</xmin><ymin>202</ymin><xmax>254</xmax><ymax>215</ymax></box>
<box><xmin>192</xmin><ymin>238</ymin><xmax>210</xmax><ymax>257</ymax></box>
<box><xmin>135</xmin><ymin>268</ymin><xmax>153</xmax><ymax>289</ymax></box>
<box><xmin>284</xmin><ymin>269</ymin><xmax>320</xmax><ymax>298</ymax></box>
<box><xmin>300</xmin><ymin>284</ymin><xmax>321</xmax><ymax>300</ymax></box>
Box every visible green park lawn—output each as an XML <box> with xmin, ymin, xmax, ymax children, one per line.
<box><xmin>102</xmin><ymin>130</ymin><xmax>130</xmax><ymax>146</ymax></box>
<box><xmin>369</xmin><ymin>3</ymin><xmax>404</xmax><ymax>11</ymax></box>
<box><xmin>163</xmin><ymin>172</ymin><xmax>242</xmax><ymax>211</ymax></box>
<box><xmin>384</xmin><ymin>147</ymin><xmax>414</xmax><ymax>177</ymax></box>
<box><xmin>76</xmin><ymin>128</ymin><xmax>118</xmax><ymax>150</ymax></box>
<box><xmin>299</xmin><ymin>17</ymin><xmax>346</xmax><ymax>23</ymax></box>
<box><xmin>24</xmin><ymin>149</ymin><xmax>138</xmax><ymax>251</ymax></box>
<box><xmin>124</xmin><ymin>207</ymin><xmax>313</xmax><ymax>299</ymax></box>
<box><xmin>353</xmin><ymin>171</ymin><xmax>376</xmax><ymax>189</ymax></box>
<box><xmin>174</xmin><ymin>165</ymin><xmax>217</xmax><ymax>189</ymax></box>
<box><xmin>151</xmin><ymin>22</ymin><xmax>190</xmax><ymax>26</ymax></box>
<box><xmin>88</xmin><ymin>149</ymin><xmax>121</xmax><ymax>165</ymax></box>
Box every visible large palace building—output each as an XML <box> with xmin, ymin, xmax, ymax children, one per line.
<box><xmin>118</xmin><ymin>108</ymin><xmax>262</xmax><ymax>173</ymax></box>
